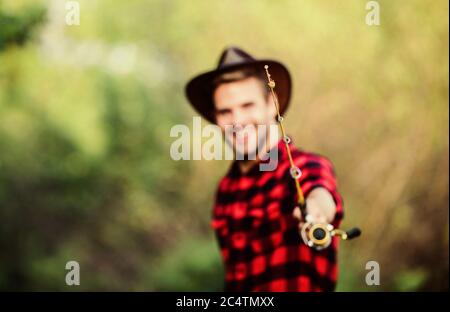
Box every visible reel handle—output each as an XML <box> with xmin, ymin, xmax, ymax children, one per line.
<box><xmin>344</xmin><ymin>227</ymin><xmax>361</xmax><ymax>240</ymax></box>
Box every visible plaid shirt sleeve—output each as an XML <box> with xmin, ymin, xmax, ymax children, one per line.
<box><xmin>293</xmin><ymin>152</ymin><xmax>344</xmax><ymax>229</ymax></box>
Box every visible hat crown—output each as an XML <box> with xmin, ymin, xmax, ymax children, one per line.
<box><xmin>217</xmin><ymin>47</ymin><xmax>255</xmax><ymax>69</ymax></box>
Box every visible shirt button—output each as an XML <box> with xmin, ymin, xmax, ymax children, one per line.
<box><xmin>232</xmin><ymin>232</ymin><xmax>246</xmax><ymax>249</ymax></box>
<box><xmin>235</xmin><ymin>263</ymin><xmax>247</xmax><ymax>280</ymax></box>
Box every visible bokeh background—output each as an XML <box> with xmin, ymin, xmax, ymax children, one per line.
<box><xmin>0</xmin><ymin>0</ymin><xmax>448</xmax><ymax>291</ymax></box>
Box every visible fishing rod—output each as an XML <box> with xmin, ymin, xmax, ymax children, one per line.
<box><xmin>264</xmin><ymin>64</ymin><xmax>361</xmax><ymax>250</ymax></box>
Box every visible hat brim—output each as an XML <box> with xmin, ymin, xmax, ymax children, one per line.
<box><xmin>185</xmin><ymin>60</ymin><xmax>291</xmax><ymax>124</ymax></box>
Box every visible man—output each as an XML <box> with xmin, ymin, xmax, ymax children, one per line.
<box><xmin>185</xmin><ymin>47</ymin><xmax>344</xmax><ymax>291</ymax></box>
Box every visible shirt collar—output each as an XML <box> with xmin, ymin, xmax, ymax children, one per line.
<box><xmin>228</xmin><ymin>138</ymin><xmax>290</xmax><ymax>178</ymax></box>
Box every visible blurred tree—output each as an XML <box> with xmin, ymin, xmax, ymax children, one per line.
<box><xmin>0</xmin><ymin>5</ymin><xmax>46</xmax><ymax>51</ymax></box>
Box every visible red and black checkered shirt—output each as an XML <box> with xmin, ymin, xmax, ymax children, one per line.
<box><xmin>211</xmin><ymin>138</ymin><xmax>344</xmax><ymax>292</ymax></box>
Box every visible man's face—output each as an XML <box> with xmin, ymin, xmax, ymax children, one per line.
<box><xmin>213</xmin><ymin>76</ymin><xmax>276</xmax><ymax>157</ymax></box>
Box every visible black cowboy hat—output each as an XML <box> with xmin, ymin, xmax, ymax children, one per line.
<box><xmin>185</xmin><ymin>46</ymin><xmax>292</xmax><ymax>123</ymax></box>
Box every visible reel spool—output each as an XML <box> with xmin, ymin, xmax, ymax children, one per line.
<box><xmin>300</xmin><ymin>214</ymin><xmax>361</xmax><ymax>250</ymax></box>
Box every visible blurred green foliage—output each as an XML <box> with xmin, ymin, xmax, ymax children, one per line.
<box><xmin>0</xmin><ymin>4</ymin><xmax>45</xmax><ymax>50</ymax></box>
<box><xmin>0</xmin><ymin>0</ymin><xmax>448</xmax><ymax>291</ymax></box>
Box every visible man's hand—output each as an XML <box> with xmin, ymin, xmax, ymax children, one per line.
<box><xmin>292</xmin><ymin>187</ymin><xmax>337</xmax><ymax>228</ymax></box>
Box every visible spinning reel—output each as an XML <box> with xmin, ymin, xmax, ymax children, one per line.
<box><xmin>298</xmin><ymin>206</ymin><xmax>361</xmax><ymax>250</ymax></box>
<box><xmin>264</xmin><ymin>64</ymin><xmax>362</xmax><ymax>251</ymax></box>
